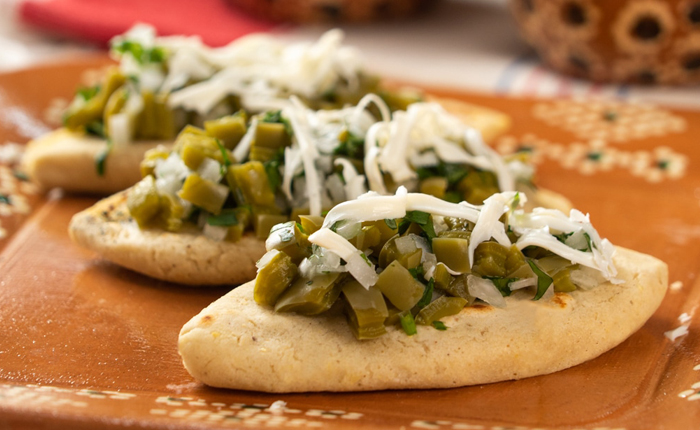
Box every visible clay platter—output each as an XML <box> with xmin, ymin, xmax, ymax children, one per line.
<box><xmin>0</xmin><ymin>58</ymin><xmax>699</xmax><ymax>430</ymax></box>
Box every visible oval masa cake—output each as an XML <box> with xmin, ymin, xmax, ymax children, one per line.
<box><xmin>178</xmin><ymin>247</ymin><xmax>667</xmax><ymax>392</ymax></box>
<box><xmin>69</xmin><ymin>191</ymin><xmax>265</xmax><ymax>286</ymax></box>
<box><xmin>68</xmin><ymin>185</ymin><xmax>571</xmax><ymax>286</ymax></box>
<box><xmin>21</xmin><ymin>129</ymin><xmax>165</xmax><ymax>195</ymax></box>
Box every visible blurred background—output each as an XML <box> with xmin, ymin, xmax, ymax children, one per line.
<box><xmin>1</xmin><ymin>0</ymin><xmax>699</xmax><ymax>107</ymax></box>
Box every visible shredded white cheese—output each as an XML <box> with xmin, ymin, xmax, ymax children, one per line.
<box><xmin>115</xmin><ymin>26</ymin><xmax>365</xmax><ymax>115</ymax></box>
<box><xmin>308</xmin><ymin>228</ymin><xmax>378</xmax><ymax>288</ymax></box>
<box><xmin>306</xmin><ymin>188</ymin><xmax>618</xmax><ymax>292</ymax></box>
<box><xmin>362</xmin><ymin>102</ymin><xmax>527</xmax><ymax>194</ymax></box>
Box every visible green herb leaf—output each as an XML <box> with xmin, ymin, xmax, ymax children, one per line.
<box><xmin>408</xmin><ymin>265</ymin><xmax>425</xmax><ymax>280</ymax></box>
<box><xmin>0</xmin><ymin>194</ymin><xmax>10</xmax><ymax>205</ymax></box>
<box><xmin>112</xmin><ymin>40</ymin><xmax>145</xmax><ymax>62</ymax></box>
<box><xmin>415</xmin><ymin>167</ymin><xmax>435</xmax><ymax>181</ymax></box>
<box><xmin>443</xmin><ymin>191</ymin><xmax>462</xmax><ymax>203</ymax></box>
<box><xmin>330</xmin><ymin>221</ymin><xmax>341</xmax><ymax>233</ymax></box>
<box><xmin>95</xmin><ymin>140</ymin><xmax>113</xmax><ymax>176</ymax></box>
<box><xmin>215</xmin><ymin>139</ymin><xmax>232</xmax><ymax>167</ymax></box>
<box><xmin>419</xmin><ymin>216</ymin><xmax>437</xmax><ymax>241</ymax></box>
<box><xmin>527</xmin><ymin>260</ymin><xmax>553</xmax><ymax>301</ymax></box>
<box><xmin>554</xmin><ymin>231</ymin><xmax>574</xmax><ymax>244</ymax></box>
<box><xmin>85</xmin><ymin>120</ymin><xmax>105</xmax><ymax>138</ymax></box>
<box><xmin>147</xmin><ymin>46</ymin><xmax>167</xmax><ymax>63</ymax></box>
<box><xmin>264</xmin><ymin>159</ymin><xmax>282</xmax><ymax>192</ymax></box>
<box><xmin>360</xmin><ymin>252</ymin><xmax>372</xmax><ymax>266</ymax></box>
<box><xmin>431</xmin><ymin>321</ymin><xmax>448</xmax><ymax>331</ymax></box>
<box><xmin>511</xmin><ymin>192</ymin><xmax>520</xmax><ymax>210</ymax></box>
<box><xmin>484</xmin><ymin>277</ymin><xmax>518</xmax><ymax>297</ymax></box>
<box><xmin>583</xmin><ymin>232</ymin><xmax>597</xmax><ymax>251</ymax></box>
<box><xmin>77</xmin><ymin>85</ymin><xmax>100</xmax><ymax>101</ymax></box>
<box><xmin>400</xmin><ymin>311</ymin><xmax>417</xmax><ymax>336</ymax></box>
<box><xmin>270</xmin><ymin>222</ymin><xmax>295</xmax><ymax>243</ymax></box>
<box><xmin>261</xmin><ymin>110</ymin><xmax>293</xmax><ymax>136</ymax></box>
<box><xmin>333</xmin><ymin>131</ymin><xmax>365</xmax><ymax>159</ymax></box>
<box><xmin>384</xmin><ymin>218</ymin><xmax>397</xmax><ymax>230</ymax></box>
<box><xmin>440</xmin><ymin>163</ymin><xmax>470</xmax><ymax>185</ymax></box>
<box><xmin>398</xmin><ymin>219</ymin><xmax>411</xmax><ymax>235</ymax></box>
<box><xmin>112</xmin><ymin>40</ymin><xmax>167</xmax><ymax>65</ymax></box>
<box><xmin>416</xmin><ymin>277</ymin><xmax>434</xmax><ymax>309</ymax></box>
<box><xmin>206</xmin><ymin>209</ymin><xmax>239</xmax><ymax>227</ymax></box>
<box><xmin>215</xmin><ymin>138</ymin><xmax>233</xmax><ymax>177</ymax></box>
<box><xmin>404</xmin><ymin>210</ymin><xmax>430</xmax><ymax>225</ymax></box>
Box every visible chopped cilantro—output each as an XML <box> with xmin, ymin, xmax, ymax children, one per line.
<box><xmin>264</xmin><ymin>159</ymin><xmax>282</xmax><ymax>192</ymax></box>
<box><xmin>554</xmin><ymin>231</ymin><xmax>574</xmax><ymax>244</ymax></box>
<box><xmin>416</xmin><ymin>277</ymin><xmax>434</xmax><ymax>309</ymax></box>
<box><xmin>431</xmin><ymin>321</ymin><xmax>448</xmax><ymax>331</ymax></box>
<box><xmin>400</xmin><ymin>311</ymin><xmax>417</xmax><ymax>336</ymax></box>
<box><xmin>360</xmin><ymin>252</ymin><xmax>371</xmax><ymax>266</ymax></box>
<box><xmin>206</xmin><ymin>209</ymin><xmax>239</xmax><ymax>227</ymax></box>
<box><xmin>215</xmin><ymin>139</ymin><xmax>232</xmax><ymax>168</ymax></box>
<box><xmin>443</xmin><ymin>191</ymin><xmax>462</xmax><ymax>203</ymax></box>
<box><xmin>398</xmin><ymin>211</ymin><xmax>436</xmax><ymax>241</ymax></box>
<box><xmin>113</xmin><ymin>40</ymin><xmax>144</xmax><ymax>60</ymax></box>
<box><xmin>441</xmin><ymin>163</ymin><xmax>470</xmax><ymax>185</ymax></box>
<box><xmin>270</xmin><ymin>222</ymin><xmax>295</xmax><ymax>242</ymax></box>
<box><xmin>384</xmin><ymin>218</ymin><xmax>397</xmax><ymax>230</ymax></box>
<box><xmin>95</xmin><ymin>140</ymin><xmax>113</xmax><ymax>176</ymax></box>
<box><xmin>334</xmin><ymin>131</ymin><xmax>365</xmax><ymax>159</ymax></box>
<box><xmin>112</xmin><ymin>40</ymin><xmax>167</xmax><ymax>65</ymax></box>
<box><xmin>484</xmin><ymin>277</ymin><xmax>518</xmax><ymax>297</ymax></box>
<box><xmin>261</xmin><ymin>110</ymin><xmax>293</xmax><ymax>136</ymax></box>
<box><xmin>511</xmin><ymin>192</ymin><xmax>520</xmax><ymax>210</ymax></box>
<box><xmin>0</xmin><ymin>194</ymin><xmax>10</xmax><ymax>205</ymax></box>
<box><xmin>420</xmin><ymin>216</ymin><xmax>437</xmax><ymax>241</ymax></box>
<box><xmin>77</xmin><ymin>85</ymin><xmax>100</xmax><ymax>101</ymax></box>
<box><xmin>583</xmin><ymin>232</ymin><xmax>597</xmax><ymax>251</ymax></box>
<box><xmin>527</xmin><ymin>260</ymin><xmax>553</xmax><ymax>301</ymax></box>
<box><xmin>404</xmin><ymin>210</ymin><xmax>430</xmax><ymax>225</ymax></box>
<box><xmin>147</xmin><ymin>46</ymin><xmax>167</xmax><ymax>63</ymax></box>
<box><xmin>415</xmin><ymin>168</ymin><xmax>431</xmax><ymax>181</ymax></box>
<box><xmin>408</xmin><ymin>265</ymin><xmax>425</xmax><ymax>280</ymax></box>
<box><xmin>85</xmin><ymin>120</ymin><xmax>105</xmax><ymax>138</ymax></box>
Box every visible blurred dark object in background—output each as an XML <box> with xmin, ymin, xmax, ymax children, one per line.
<box><xmin>225</xmin><ymin>0</ymin><xmax>437</xmax><ymax>23</ymax></box>
<box><xmin>509</xmin><ymin>0</ymin><xmax>700</xmax><ymax>85</ymax></box>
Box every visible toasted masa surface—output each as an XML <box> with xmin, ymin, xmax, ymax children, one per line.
<box><xmin>525</xmin><ymin>187</ymin><xmax>573</xmax><ymax>213</ymax></box>
<box><xmin>426</xmin><ymin>95</ymin><xmax>511</xmax><ymax>143</ymax></box>
<box><xmin>178</xmin><ymin>247</ymin><xmax>667</xmax><ymax>392</ymax></box>
<box><xmin>21</xmin><ymin>128</ymin><xmax>169</xmax><ymax>194</ymax></box>
<box><xmin>68</xmin><ymin>191</ymin><xmax>266</xmax><ymax>286</ymax></box>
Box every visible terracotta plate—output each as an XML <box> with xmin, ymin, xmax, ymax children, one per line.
<box><xmin>0</xmin><ymin>59</ymin><xmax>699</xmax><ymax>430</ymax></box>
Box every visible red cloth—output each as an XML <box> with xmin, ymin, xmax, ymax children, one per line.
<box><xmin>19</xmin><ymin>0</ymin><xmax>281</xmax><ymax>47</ymax></box>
